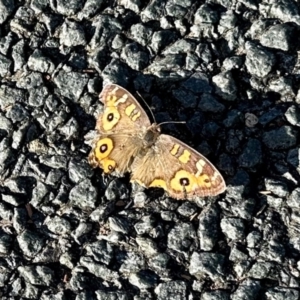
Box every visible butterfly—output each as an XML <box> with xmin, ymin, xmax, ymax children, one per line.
<box><xmin>88</xmin><ymin>84</ymin><xmax>226</xmax><ymax>200</ymax></box>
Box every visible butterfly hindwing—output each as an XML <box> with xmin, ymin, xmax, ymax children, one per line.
<box><xmin>89</xmin><ymin>84</ymin><xmax>151</xmax><ymax>174</ymax></box>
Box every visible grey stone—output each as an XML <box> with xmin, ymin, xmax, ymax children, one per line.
<box><xmin>85</xmin><ymin>240</ymin><xmax>113</xmax><ymax>265</ymax></box>
<box><xmin>28</xmin><ymin>49</ymin><xmax>55</xmax><ymax>73</ymax></box>
<box><xmin>186</xmin><ymin>53</ymin><xmax>200</xmax><ymax>70</ymax></box>
<box><xmin>10</xmin><ymin>7</ymin><xmax>36</xmax><ymax>38</ymax></box>
<box><xmin>39</xmin><ymin>154</ymin><xmax>68</xmax><ymax>169</ymax></box>
<box><xmin>50</xmin><ymin>0</ymin><xmax>84</xmax><ymax>16</ymax></box>
<box><xmin>221</xmin><ymin>217</ymin><xmax>245</xmax><ymax>240</ymax></box>
<box><xmin>199</xmin><ymin>93</ymin><xmax>225</xmax><ymax>113</ymax></box>
<box><xmin>59</xmin><ymin>20</ymin><xmax>86</xmax><ymax>47</ymax></box>
<box><xmin>136</xmin><ymin>237</ymin><xmax>159</xmax><ymax>256</ymax></box>
<box><xmin>227</xmin><ymin>198</ymin><xmax>256</xmax><ymax>221</ymax></box>
<box><xmin>201</xmin><ymin>290</ymin><xmax>230</xmax><ymax>300</ymax></box>
<box><xmin>11</xmin><ymin>122</ymin><xmax>29</xmax><ymax>149</ymax></box>
<box><xmin>69</xmin><ymin>179</ymin><xmax>97</xmax><ymax>209</ymax></box>
<box><xmin>59</xmin><ymin>117</ymin><xmax>79</xmax><ymax>139</ymax></box>
<box><xmin>259</xmin><ymin>0</ymin><xmax>300</xmax><ymax>24</ymax></box>
<box><xmin>168</xmin><ymin>222</ymin><xmax>196</xmax><ymax>255</ymax></box>
<box><xmin>260</xmin><ymin>23</ymin><xmax>296</xmax><ymax>51</ymax></box>
<box><xmin>0</xmin><ymin>113</ymin><xmax>12</xmax><ymax>134</ymax></box>
<box><xmin>119</xmin><ymin>251</ymin><xmax>145</xmax><ymax>274</ymax></box>
<box><xmin>229</xmin><ymin>245</ymin><xmax>248</xmax><ymax>262</ymax></box>
<box><xmin>202</xmin><ymin>122</ymin><xmax>220</xmax><ymax>139</ymax></box>
<box><xmin>0</xmin><ymin>231</ymin><xmax>13</xmax><ymax>255</ymax></box>
<box><xmin>0</xmin><ymin>53</ymin><xmax>12</xmax><ymax>76</ymax></box>
<box><xmin>109</xmin><ymin>216</ymin><xmax>130</xmax><ymax>234</ymax></box>
<box><xmin>238</xmin><ymin>138</ymin><xmax>262</xmax><ymax>168</ymax></box>
<box><xmin>68</xmin><ymin>158</ymin><xmax>93</xmax><ymax>184</ymax></box>
<box><xmin>30</xmin><ymin>181</ymin><xmax>50</xmax><ymax>208</ymax></box>
<box><xmin>2</xmin><ymin>194</ymin><xmax>25</xmax><ymax>206</ymax></box>
<box><xmin>80</xmin><ymin>256</ymin><xmax>119</xmax><ymax>281</ymax></box>
<box><xmin>30</xmin><ymin>0</ymin><xmax>49</xmax><ymax>12</ymax></box>
<box><xmin>195</xmin><ymin>43</ymin><xmax>213</xmax><ymax>63</ymax></box>
<box><xmin>6</xmin><ymin>103</ymin><xmax>29</xmax><ymax>123</ymax></box>
<box><xmin>268</xmin><ymin>77</ymin><xmax>294</xmax><ymax>99</ymax></box>
<box><xmin>129</xmin><ymin>270</ymin><xmax>159</xmax><ymax>290</ymax></box>
<box><xmin>246</xmin><ymin>19</ymin><xmax>276</xmax><ymax>39</ymax></box>
<box><xmin>45</xmin><ymin>169</ymin><xmax>64</xmax><ymax>186</ymax></box>
<box><xmin>148</xmin><ymin>253</ymin><xmax>170</xmax><ymax>277</ymax></box>
<box><xmin>264</xmin><ymin>178</ymin><xmax>289</xmax><ymax>197</ymax></box>
<box><xmin>141</xmin><ymin>0</ymin><xmax>166</xmax><ymax>22</ymax></box>
<box><xmin>102</xmin><ymin>59</ymin><xmax>132</xmax><ymax>87</ymax></box>
<box><xmin>39</xmin><ymin>13</ymin><xmax>63</xmax><ymax>35</ymax></box>
<box><xmin>95</xmin><ymin>290</ymin><xmax>128</xmax><ymax>300</ymax></box>
<box><xmin>165</xmin><ymin>0</ymin><xmax>192</xmax><ymax>18</ymax></box>
<box><xmin>0</xmin><ymin>86</ymin><xmax>26</xmax><ymax>110</ymax></box>
<box><xmin>259</xmin><ymin>107</ymin><xmax>283</xmax><ymax>126</ymax></box>
<box><xmin>218</xmin><ymin>10</ymin><xmax>238</xmax><ymax>35</ymax></box>
<box><xmin>17</xmin><ymin>230</ymin><xmax>46</xmax><ymax>258</ymax></box>
<box><xmin>198</xmin><ymin>205</ymin><xmax>219</xmax><ymax>251</ymax></box>
<box><xmin>177</xmin><ymin>201</ymin><xmax>198</xmax><ymax>217</ymax></box>
<box><xmin>119</xmin><ymin>0</ymin><xmax>142</xmax><ymax>13</ymax></box>
<box><xmin>130</xmin><ymin>24</ymin><xmax>153</xmax><ymax>47</ymax></box>
<box><xmin>222</xmin><ymin>56</ymin><xmax>243</xmax><ymax>71</ymax></box>
<box><xmin>147</xmin><ymin>55</ymin><xmax>190</xmax><ymax>78</ymax></box>
<box><xmin>134</xmin><ymin>215</ymin><xmax>155</xmax><ymax>235</ymax></box>
<box><xmin>155</xmin><ymin>280</ymin><xmax>187</xmax><ymax>300</ymax></box>
<box><xmin>212</xmin><ymin>71</ymin><xmax>237</xmax><ymax>101</ymax></box>
<box><xmin>150</xmin><ymin>30</ymin><xmax>178</xmax><ymax>53</ymax></box>
<box><xmin>0</xmin><ymin>0</ymin><xmax>15</xmax><ymax>24</ymax></box>
<box><xmin>218</xmin><ymin>153</ymin><xmax>235</xmax><ymax>176</ymax></box>
<box><xmin>189</xmin><ymin>252</ymin><xmax>225</xmax><ymax>281</ymax></box>
<box><xmin>18</xmin><ymin>265</ymin><xmax>55</xmax><ymax>286</ymax></box>
<box><xmin>121</xmin><ymin>42</ymin><xmax>149</xmax><ymax>71</ymax></box>
<box><xmin>111</xmin><ymin>34</ymin><xmax>125</xmax><ymax>50</ymax></box>
<box><xmin>104</xmin><ymin>178</ymin><xmax>130</xmax><ymax>201</ymax></box>
<box><xmin>246</xmin><ymin>231</ymin><xmax>262</xmax><ymax>248</ymax></box>
<box><xmin>77</xmin><ymin>0</ymin><xmax>104</xmax><ymax>20</ymax></box>
<box><xmin>263</xmin><ymin>126</ymin><xmax>298</xmax><ymax>150</ymax></box>
<box><xmin>90</xmin><ymin>15</ymin><xmax>122</xmax><ymax>50</ymax></box>
<box><xmin>163</xmin><ymin>39</ymin><xmax>195</xmax><ymax>55</ymax></box>
<box><xmin>46</xmin><ymin>108</ymin><xmax>68</xmax><ymax>131</ymax></box>
<box><xmin>265</xmin><ymin>287</ymin><xmax>299</xmax><ymax>300</ymax></box>
<box><xmin>195</xmin><ymin>4</ymin><xmax>219</xmax><ymax>24</ymax></box>
<box><xmin>285</xmin><ymin>105</ymin><xmax>300</xmax><ymax>126</ymax></box>
<box><xmin>172</xmin><ymin>87</ymin><xmax>199</xmax><ymax>108</ymax></box>
<box><xmin>231</xmin><ymin>279</ymin><xmax>261</xmax><ymax>300</ymax></box>
<box><xmin>245</xmin><ymin>42</ymin><xmax>276</xmax><ymax>77</ymax></box>
<box><xmin>0</xmin><ymin>32</ymin><xmax>16</xmax><ymax>55</ymax></box>
<box><xmin>0</xmin><ymin>201</ymin><xmax>13</xmax><ymax>221</ymax></box>
<box><xmin>258</xmin><ymin>238</ymin><xmax>285</xmax><ymax>263</ymax></box>
<box><xmin>53</xmin><ymin>70</ymin><xmax>89</xmax><ymax>101</ymax></box>
<box><xmin>46</xmin><ymin>215</ymin><xmax>72</xmax><ymax>235</ymax></box>
<box><xmin>17</xmin><ymin>72</ymin><xmax>44</xmax><ymax>89</ymax></box>
<box><xmin>287</xmin><ymin>188</ymin><xmax>300</xmax><ymax>208</ymax></box>
<box><xmin>248</xmin><ymin>261</ymin><xmax>277</xmax><ymax>280</ymax></box>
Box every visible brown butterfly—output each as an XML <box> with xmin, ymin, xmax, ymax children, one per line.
<box><xmin>88</xmin><ymin>84</ymin><xmax>226</xmax><ymax>200</ymax></box>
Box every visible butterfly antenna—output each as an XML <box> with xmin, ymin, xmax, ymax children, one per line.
<box><xmin>136</xmin><ymin>91</ymin><xmax>156</xmax><ymax>123</ymax></box>
<box><xmin>158</xmin><ymin>121</ymin><xmax>186</xmax><ymax>126</ymax></box>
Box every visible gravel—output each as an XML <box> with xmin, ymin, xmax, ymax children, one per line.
<box><xmin>1</xmin><ymin>0</ymin><xmax>300</xmax><ymax>299</ymax></box>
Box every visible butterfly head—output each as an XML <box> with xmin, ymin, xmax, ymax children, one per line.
<box><xmin>143</xmin><ymin>123</ymin><xmax>161</xmax><ymax>148</ymax></box>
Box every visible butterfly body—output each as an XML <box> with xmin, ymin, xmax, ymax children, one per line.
<box><xmin>89</xmin><ymin>84</ymin><xmax>226</xmax><ymax>200</ymax></box>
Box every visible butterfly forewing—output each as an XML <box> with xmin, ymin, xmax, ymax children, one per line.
<box><xmin>96</xmin><ymin>84</ymin><xmax>151</xmax><ymax>133</ymax></box>
<box><xmin>130</xmin><ymin>134</ymin><xmax>226</xmax><ymax>199</ymax></box>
